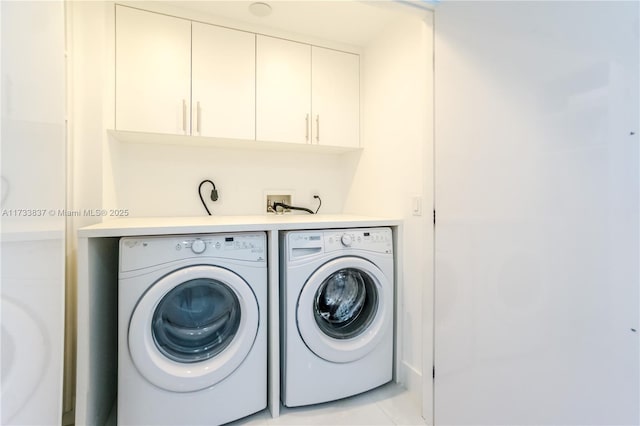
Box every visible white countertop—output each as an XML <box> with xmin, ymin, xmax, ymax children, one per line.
<box><xmin>78</xmin><ymin>214</ymin><xmax>402</xmax><ymax>238</ymax></box>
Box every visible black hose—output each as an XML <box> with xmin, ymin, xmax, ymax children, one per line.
<box><xmin>272</xmin><ymin>202</ymin><xmax>315</xmax><ymax>215</ymax></box>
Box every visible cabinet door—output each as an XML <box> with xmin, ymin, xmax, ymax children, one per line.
<box><xmin>256</xmin><ymin>35</ymin><xmax>311</xmax><ymax>144</ymax></box>
<box><xmin>311</xmin><ymin>47</ymin><xmax>360</xmax><ymax>148</ymax></box>
<box><xmin>115</xmin><ymin>6</ymin><xmax>191</xmax><ymax>135</ymax></box>
<box><xmin>192</xmin><ymin>23</ymin><xmax>255</xmax><ymax>140</ymax></box>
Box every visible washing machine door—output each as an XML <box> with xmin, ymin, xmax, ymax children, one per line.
<box><xmin>296</xmin><ymin>256</ymin><xmax>391</xmax><ymax>363</ymax></box>
<box><xmin>128</xmin><ymin>265</ymin><xmax>259</xmax><ymax>392</ymax></box>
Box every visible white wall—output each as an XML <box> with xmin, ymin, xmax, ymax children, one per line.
<box><xmin>109</xmin><ymin>139</ymin><xmax>352</xmax><ymax>216</ymax></box>
<box><xmin>434</xmin><ymin>2</ymin><xmax>639</xmax><ymax>424</ymax></box>
<box><xmin>344</xmin><ymin>12</ymin><xmax>434</xmax><ymax>409</ymax></box>
<box><xmin>65</xmin><ymin>2</ymin><xmax>117</xmax><ymax>418</ymax></box>
<box><xmin>68</xmin><ymin>1</ymin><xmax>110</xmax><ymax>229</ymax></box>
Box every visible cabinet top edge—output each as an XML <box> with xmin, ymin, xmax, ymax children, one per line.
<box><xmin>114</xmin><ymin>1</ymin><xmax>364</xmax><ymax>55</ymax></box>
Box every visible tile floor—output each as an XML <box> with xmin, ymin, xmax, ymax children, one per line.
<box><xmin>229</xmin><ymin>383</ymin><xmax>426</xmax><ymax>426</ymax></box>
<box><xmin>107</xmin><ymin>382</ymin><xmax>425</xmax><ymax>425</ymax></box>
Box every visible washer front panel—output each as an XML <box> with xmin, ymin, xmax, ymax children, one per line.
<box><xmin>128</xmin><ymin>265</ymin><xmax>259</xmax><ymax>392</ymax></box>
<box><xmin>296</xmin><ymin>256</ymin><xmax>391</xmax><ymax>363</ymax></box>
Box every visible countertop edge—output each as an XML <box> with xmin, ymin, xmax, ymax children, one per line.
<box><xmin>78</xmin><ymin>215</ymin><xmax>403</xmax><ymax>238</ymax></box>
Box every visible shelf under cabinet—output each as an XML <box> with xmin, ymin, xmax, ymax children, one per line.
<box><xmin>108</xmin><ymin>129</ymin><xmax>362</xmax><ymax>154</ymax></box>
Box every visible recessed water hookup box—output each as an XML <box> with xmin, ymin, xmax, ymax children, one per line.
<box><xmin>265</xmin><ymin>192</ymin><xmax>293</xmax><ymax>214</ymax></box>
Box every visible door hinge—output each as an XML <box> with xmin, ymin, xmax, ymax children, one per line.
<box><xmin>433</xmin><ymin>210</ymin><xmax>436</xmax><ymax>226</ymax></box>
<box><xmin>432</xmin><ymin>366</ymin><xmax>435</xmax><ymax>379</ymax></box>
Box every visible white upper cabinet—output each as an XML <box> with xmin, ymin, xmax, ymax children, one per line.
<box><xmin>311</xmin><ymin>47</ymin><xmax>360</xmax><ymax>148</ymax></box>
<box><xmin>115</xmin><ymin>6</ymin><xmax>191</xmax><ymax>135</ymax></box>
<box><xmin>192</xmin><ymin>23</ymin><xmax>256</xmax><ymax>140</ymax></box>
<box><xmin>256</xmin><ymin>36</ymin><xmax>360</xmax><ymax>148</ymax></box>
<box><xmin>115</xmin><ymin>7</ymin><xmax>360</xmax><ymax>150</ymax></box>
<box><xmin>256</xmin><ymin>35</ymin><xmax>311</xmax><ymax>145</ymax></box>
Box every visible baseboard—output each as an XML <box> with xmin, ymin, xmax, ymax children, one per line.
<box><xmin>398</xmin><ymin>361</ymin><xmax>422</xmax><ymax>402</ymax></box>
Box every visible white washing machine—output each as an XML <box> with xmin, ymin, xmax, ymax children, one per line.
<box><xmin>1</xmin><ymin>237</ymin><xmax>65</xmax><ymax>425</ymax></box>
<box><xmin>279</xmin><ymin>227</ymin><xmax>394</xmax><ymax>407</ymax></box>
<box><xmin>118</xmin><ymin>232</ymin><xmax>267</xmax><ymax>425</ymax></box>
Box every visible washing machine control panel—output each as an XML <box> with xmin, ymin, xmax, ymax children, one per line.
<box><xmin>180</xmin><ymin>235</ymin><xmax>265</xmax><ymax>256</ymax></box>
<box><xmin>120</xmin><ymin>233</ymin><xmax>266</xmax><ymax>272</ymax></box>
<box><xmin>287</xmin><ymin>228</ymin><xmax>392</xmax><ymax>260</ymax></box>
<box><xmin>327</xmin><ymin>229</ymin><xmax>392</xmax><ymax>254</ymax></box>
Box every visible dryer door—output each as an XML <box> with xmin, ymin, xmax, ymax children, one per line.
<box><xmin>128</xmin><ymin>265</ymin><xmax>259</xmax><ymax>392</ymax></box>
<box><xmin>296</xmin><ymin>256</ymin><xmax>392</xmax><ymax>363</ymax></box>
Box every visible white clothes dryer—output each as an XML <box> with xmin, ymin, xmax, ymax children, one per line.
<box><xmin>118</xmin><ymin>232</ymin><xmax>267</xmax><ymax>426</ymax></box>
<box><xmin>279</xmin><ymin>228</ymin><xmax>394</xmax><ymax>407</ymax></box>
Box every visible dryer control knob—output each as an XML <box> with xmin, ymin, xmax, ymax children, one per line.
<box><xmin>341</xmin><ymin>234</ymin><xmax>353</xmax><ymax>247</ymax></box>
<box><xmin>191</xmin><ymin>239</ymin><xmax>206</xmax><ymax>254</ymax></box>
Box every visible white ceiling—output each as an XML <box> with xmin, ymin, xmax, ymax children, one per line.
<box><xmin>162</xmin><ymin>0</ymin><xmax>430</xmax><ymax>46</ymax></box>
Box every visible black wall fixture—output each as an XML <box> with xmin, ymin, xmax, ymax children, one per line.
<box><xmin>198</xmin><ymin>179</ymin><xmax>218</xmax><ymax>216</ymax></box>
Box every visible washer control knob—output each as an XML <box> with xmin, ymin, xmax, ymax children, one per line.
<box><xmin>341</xmin><ymin>234</ymin><xmax>353</xmax><ymax>247</ymax></box>
<box><xmin>191</xmin><ymin>239</ymin><xmax>206</xmax><ymax>254</ymax></box>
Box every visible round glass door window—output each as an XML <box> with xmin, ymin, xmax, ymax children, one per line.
<box><xmin>129</xmin><ymin>264</ymin><xmax>259</xmax><ymax>392</ymax></box>
<box><xmin>152</xmin><ymin>278</ymin><xmax>241</xmax><ymax>363</ymax></box>
<box><xmin>313</xmin><ymin>268</ymin><xmax>378</xmax><ymax>340</ymax></box>
<box><xmin>297</xmin><ymin>257</ymin><xmax>391</xmax><ymax>363</ymax></box>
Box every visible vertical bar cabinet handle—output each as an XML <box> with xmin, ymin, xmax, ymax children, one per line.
<box><xmin>305</xmin><ymin>114</ymin><xmax>310</xmax><ymax>142</ymax></box>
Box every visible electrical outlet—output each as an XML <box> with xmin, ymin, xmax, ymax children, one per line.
<box><xmin>265</xmin><ymin>193</ymin><xmax>292</xmax><ymax>214</ymax></box>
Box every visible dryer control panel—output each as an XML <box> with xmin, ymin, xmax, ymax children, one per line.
<box><xmin>120</xmin><ymin>232</ymin><xmax>266</xmax><ymax>272</ymax></box>
<box><xmin>287</xmin><ymin>228</ymin><xmax>392</xmax><ymax>261</ymax></box>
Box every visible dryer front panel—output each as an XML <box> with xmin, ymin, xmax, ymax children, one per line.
<box><xmin>296</xmin><ymin>256</ymin><xmax>392</xmax><ymax>363</ymax></box>
<box><xmin>128</xmin><ymin>265</ymin><xmax>259</xmax><ymax>392</ymax></box>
